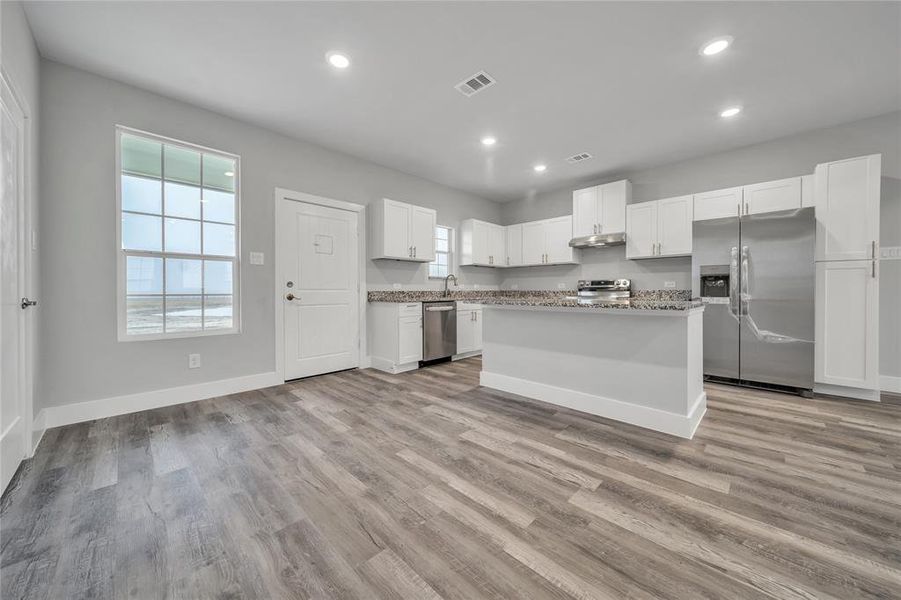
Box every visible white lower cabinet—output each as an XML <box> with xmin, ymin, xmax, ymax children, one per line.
<box><xmin>368</xmin><ymin>302</ymin><xmax>422</xmax><ymax>373</ymax></box>
<box><xmin>456</xmin><ymin>304</ymin><xmax>483</xmax><ymax>355</ymax></box>
<box><xmin>815</xmin><ymin>261</ymin><xmax>879</xmax><ymax>391</ymax></box>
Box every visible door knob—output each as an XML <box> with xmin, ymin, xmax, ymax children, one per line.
<box><xmin>21</xmin><ymin>297</ymin><xmax>37</xmax><ymax>309</ymax></box>
<box><xmin>286</xmin><ymin>293</ymin><xmax>296</xmax><ymax>301</ymax></box>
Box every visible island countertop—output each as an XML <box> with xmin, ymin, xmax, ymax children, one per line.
<box><xmin>367</xmin><ymin>289</ymin><xmax>699</xmax><ymax>311</ymax></box>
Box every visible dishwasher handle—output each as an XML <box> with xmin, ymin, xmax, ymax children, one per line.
<box><xmin>425</xmin><ymin>306</ymin><xmax>454</xmax><ymax>312</ymax></box>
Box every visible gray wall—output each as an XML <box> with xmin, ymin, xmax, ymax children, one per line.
<box><xmin>499</xmin><ymin>111</ymin><xmax>901</xmax><ymax>379</ymax></box>
<box><xmin>2</xmin><ymin>0</ymin><xmax>41</xmax><ymax>417</ymax></box>
<box><xmin>38</xmin><ymin>60</ymin><xmax>502</xmax><ymax>410</ymax></box>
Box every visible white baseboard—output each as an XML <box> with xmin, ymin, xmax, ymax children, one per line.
<box><xmin>880</xmin><ymin>375</ymin><xmax>901</xmax><ymax>395</ymax></box>
<box><xmin>452</xmin><ymin>350</ymin><xmax>482</xmax><ymax>361</ymax></box>
<box><xmin>814</xmin><ymin>382</ymin><xmax>881</xmax><ymax>402</ymax></box>
<box><xmin>31</xmin><ymin>410</ymin><xmax>47</xmax><ymax>455</ymax></box>
<box><xmin>369</xmin><ymin>356</ymin><xmax>419</xmax><ymax>374</ymax></box>
<box><xmin>35</xmin><ymin>371</ymin><xmax>282</xmax><ymax>430</ymax></box>
<box><xmin>479</xmin><ymin>371</ymin><xmax>706</xmax><ymax>439</ymax></box>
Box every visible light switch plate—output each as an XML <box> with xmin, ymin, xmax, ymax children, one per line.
<box><xmin>188</xmin><ymin>354</ymin><xmax>201</xmax><ymax>369</ymax></box>
<box><xmin>249</xmin><ymin>252</ymin><xmax>264</xmax><ymax>265</ymax></box>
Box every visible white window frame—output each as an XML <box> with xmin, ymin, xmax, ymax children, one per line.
<box><xmin>429</xmin><ymin>225</ymin><xmax>454</xmax><ymax>279</ymax></box>
<box><xmin>115</xmin><ymin>125</ymin><xmax>242</xmax><ymax>341</ymax></box>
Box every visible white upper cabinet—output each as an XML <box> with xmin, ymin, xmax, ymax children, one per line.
<box><xmin>743</xmin><ymin>177</ymin><xmax>801</xmax><ymax>215</ymax></box>
<box><xmin>572</xmin><ymin>180</ymin><xmax>630</xmax><ymax>237</ymax></box>
<box><xmin>815</xmin><ymin>260</ymin><xmax>878</xmax><ymax>389</ymax></box>
<box><xmin>460</xmin><ymin>219</ymin><xmax>506</xmax><ymax>266</ymax></box>
<box><xmin>801</xmin><ymin>174</ymin><xmax>815</xmax><ymax>208</ymax></box>
<box><xmin>572</xmin><ymin>186</ymin><xmax>599</xmax><ymax>237</ymax></box>
<box><xmin>371</xmin><ymin>198</ymin><xmax>436</xmax><ymax>262</ymax></box>
<box><xmin>544</xmin><ymin>216</ymin><xmax>576</xmax><ymax>264</ymax></box>
<box><xmin>625</xmin><ymin>202</ymin><xmax>657</xmax><ymax>259</ymax></box>
<box><xmin>505</xmin><ymin>223</ymin><xmax>523</xmax><ymax>267</ymax></box>
<box><xmin>410</xmin><ymin>205</ymin><xmax>436</xmax><ymax>262</ymax></box>
<box><xmin>626</xmin><ymin>195</ymin><xmax>692</xmax><ymax>259</ymax></box>
<box><xmin>657</xmin><ymin>195</ymin><xmax>693</xmax><ymax>256</ymax></box>
<box><xmin>693</xmin><ymin>186</ymin><xmax>742</xmax><ymax>221</ymax></box>
<box><xmin>521</xmin><ymin>220</ymin><xmax>545</xmax><ymax>266</ymax></box>
<box><xmin>519</xmin><ymin>216</ymin><xmax>577</xmax><ymax>266</ymax></box>
<box><xmin>815</xmin><ymin>154</ymin><xmax>881</xmax><ymax>262</ymax></box>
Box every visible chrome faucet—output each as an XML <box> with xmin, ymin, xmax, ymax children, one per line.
<box><xmin>443</xmin><ymin>274</ymin><xmax>458</xmax><ymax>297</ymax></box>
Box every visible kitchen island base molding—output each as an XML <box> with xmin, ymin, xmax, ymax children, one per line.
<box><xmin>479</xmin><ymin>371</ymin><xmax>706</xmax><ymax>439</ymax></box>
<box><xmin>479</xmin><ymin>305</ymin><xmax>706</xmax><ymax>439</ymax></box>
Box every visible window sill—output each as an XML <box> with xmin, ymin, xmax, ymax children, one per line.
<box><xmin>118</xmin><ymin>327</ymin><xmax>241</xmax><ymax>343</ymax></box>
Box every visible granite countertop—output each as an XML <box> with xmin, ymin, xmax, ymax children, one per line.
<box><xmin>367</xmin><ymin>289</ymin><xmax>700</xmax><ymax>311</ymax></box>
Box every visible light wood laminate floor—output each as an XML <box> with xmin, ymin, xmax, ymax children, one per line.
<box><xmin>2</xmin><ymin>357</ymin><xmax>900</xmax><ymax>599</ymax></box>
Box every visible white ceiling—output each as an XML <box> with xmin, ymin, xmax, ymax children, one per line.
<box><xmin>23</xmin><ymin>1</ymin><xmax>901</xmax><ymax>202</ymax></box>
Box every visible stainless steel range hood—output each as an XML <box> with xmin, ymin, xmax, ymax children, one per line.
<box><xmin>568</xmin><ymin>232</ymin><xmax>626</xmax><ymax>248</ymax></box>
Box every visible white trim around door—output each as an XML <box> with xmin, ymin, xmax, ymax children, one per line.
<box><xmin>1</xmin><ymin>68</ymin><xmax>36</xmax><ymax>492</ymax></box>
<box><xmin>274</xmin><ymin>188</ymin><xmax>366</xmax><ymax>383</ymax></box>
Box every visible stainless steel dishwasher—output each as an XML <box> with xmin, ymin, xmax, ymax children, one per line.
<box><xmin>421</xmin><ymin>301</ymin><xmax>457</xmax><ymax>363</ymax></box>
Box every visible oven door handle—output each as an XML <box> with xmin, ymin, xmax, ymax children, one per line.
<box><xmin>729</xmin><ymin>246</ymin><xmax>739</xmax><ymax>318</ymax></box>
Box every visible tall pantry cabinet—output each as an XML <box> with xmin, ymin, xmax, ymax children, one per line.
<box><xmin>814</xmin><ymin>154</ymin><xmax>881</xmax><ymax>399</ymax></box>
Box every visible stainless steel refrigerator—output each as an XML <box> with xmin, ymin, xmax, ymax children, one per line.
<box><xmin>691</xmin><ymin>207</ymin><xmax>815</xmax><ymax>393</ymax></box>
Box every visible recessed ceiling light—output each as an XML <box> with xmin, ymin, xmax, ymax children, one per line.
<box><xmin>700</xmin><ymin>36</ymin><xmax>733</xmax><ymax>56</ymax></box>
<box><xmin>224</xmin><ymin>171</ymin><xmax>234</xmax><ymax>177</ymax></box>
<box><xmin>533</xmin><ymin>164</ymin><xmax>547</xmax><ymax>173</ymax></box>
<box><xmin>327</xmin><ymin>52</ymin><xmax>350</xmax><ymax>69</ymax></box>
<box><xmin>720</xmin><ymin>106</ymin><xmax>742</xmax><ymax>118</ymax></box>
<box><xmin>481</xmin><ymin>136</ymin><xmax>497</xmax><ymax>146</ymax></box>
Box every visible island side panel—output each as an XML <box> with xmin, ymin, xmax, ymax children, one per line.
<box><xmin>479</xmin><ymin>306</ymin><xmax>706</xmax><ymax>438</ymax></box>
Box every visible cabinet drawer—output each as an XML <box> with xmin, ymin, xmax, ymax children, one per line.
<box><xmin>398</xmin><ymin>303</ymin><xmax>422</xmax><ymax>317</ymax></box>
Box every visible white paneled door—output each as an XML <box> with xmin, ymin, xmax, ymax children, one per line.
<box><xmin>280</xmin><ymin>199</ymin><xmax>360</xmax><ymax>380</ymax></box>
<box><xmin>1</xmin><ymin>75</ymin><xmax>32</xmax><ymax>492</ymax></box>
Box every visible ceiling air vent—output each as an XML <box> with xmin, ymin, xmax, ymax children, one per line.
<box><xmin>455</xmin><ymin>71</ymin><xmax>496</xmax><ymax>97</ymax></box>
<box><xmin>566</xmin><ymin>152</ymin><xmax>593</xmax><ymax>164</ymax></box>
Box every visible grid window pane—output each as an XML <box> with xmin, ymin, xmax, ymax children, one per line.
<box><xmin>166</xmin><ymin>258</ymin><xmax>202</xmax><ymax>294</ymax></box>
<box><xmin>204</xmin><ymin>295</ymin><xmax>233</xmax><ymax>330</ymax></box>
<box><xmin>126</xmin><ymin>296</ymin><xmax>164</xmax><ymax>335</ymax></box>
<box><xmin>435</xmin><ymin>227</ymin><xmax>448</xmax><ymax>240</ymax></box>
<box><xmin>164</xmin><ymin>218</ymin><xmax>201</xmax><ymax>254</ymax></box>
<box><xmin>203</xmin><ymin>154</ymin><xmax>236</xmax><ymax>192</ymax></box>
<box><xmin>165</xmin><ymin>296</ymin><xmax>203</xmax><ymax>332</ymax></box>
<box><xmin>122</xmin><ymin>175</ymin><xmax>161</xmax><ymax>214</ymax></box>
<box><xmin>165</xmin><ymin>182</ymin><xmax>201</xmax><ymax>219</ymax></box>
<box><xmin>202</xmin><ymin>188</ymin><xmax>235</xmax><ymax>224</ymax></box>
<box><xmin>122</xmin><ymin>135</ymin><xmax>161</xmax><ymax>178</ymax></box>
<box><xmin>204</xmin><ymin>260</ymin><xmax>233</xmax><ymax>294</ymax></box>
<box><xmin>436</xmin><ymin>238</ymin><xmax>448</xmax><ymax>252</ymax></box>
<box><xmin>164</xmin><ymin>145</ymin><xmax>201</xmax><ymax>186</ymax></box>
<box><xmin>126</xmin><ymin>256</ymin><xmax>163</xmax><ymax>294</ymax></box>
<box><xmin>122</xmin><ymin>212</ymin><xmax>162</xmax><ymax>251</ymax></box>
<box><xmin>203</xmin><ymin>222</ymin><xmax>236</xmax><ymax>256</ymax></box>
<box><xmin>120</xmin><ymin>130</ymin><xmax>240</xmax><ymax>338</ymax></box>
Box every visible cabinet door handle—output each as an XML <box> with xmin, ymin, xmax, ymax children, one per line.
<box><xmin>414</xmin><ymin>246</ymin><xmax>417</xmax><ymax>257</ymax></box>
<box><xmin>872</xmin><ymin>240</ymin><xmax>876</xmax><ymax>259</ymax></box>
<box><xmin>873</xmin><ymin>259</ymin><xmax>877</xmax><ymax>278</ymax></box>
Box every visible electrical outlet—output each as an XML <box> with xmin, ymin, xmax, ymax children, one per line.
<box><xmin>881</xmin><ymin>246</ymin><xmax>900</xmax><ymax>259</ymax></box>
<box><xmin>664</xmin><ymin>281</ymin><xmax>676</xmax><ymax>288</ymax></box>
<box><xmin>557</xmin><ymin>282</ymin><xmax>567</xmax><ymax>290</ymax></box>
<box><xmin>393</xmin><ymin>283</ymin><xmax>402</xmax><ymax>289</ymax></box>
<box><xmin>249</xmin><ymin>251</ymin><xmax>264</xmax><ymax>265</ymax></box>
<box><xmin>511</xmin><ymin>284</ymin><xmax>519</xmax><ymax>290</ymax></box>
<box><xmin>188</xmin><ymin>353</ymin><xmax>201</xmax><ymax>369</ymax></box>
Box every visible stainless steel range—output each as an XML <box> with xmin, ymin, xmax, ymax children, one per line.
<box><xmin>568</xmin><ymin>279</ymin><xmax>631</xmax><ymax>304</ymax></box>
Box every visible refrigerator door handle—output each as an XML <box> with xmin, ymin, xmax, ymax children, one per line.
<box><xmin>729</xmin><ymin>246</ymin><xmax>739</xmax><ymax>317</ymax></box>
<box><xmin>740</xmin><ymin>246</ymin><xmax>750</xmax><ymax>316</ymax></box>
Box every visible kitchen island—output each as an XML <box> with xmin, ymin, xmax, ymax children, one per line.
<box><xmin>478</xmin><ymin>296</ymin><xmax>706</xmax><ymax>439</ymax></box>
